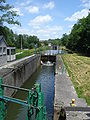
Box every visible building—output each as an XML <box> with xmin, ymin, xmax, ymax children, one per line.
<box><xmin>7</xmin><ymin>47</ymin><xmax>16</xmax><ymax>61</ymax></box>
<box><xmin>0</xmin><ymin>35</ymin><xmax>7</xmax><ymax>66</ymax></box>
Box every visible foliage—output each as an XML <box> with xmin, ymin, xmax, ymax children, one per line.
<box><xmin>0</xmin><ymin>26</ymin><xmax>16</xmax><ymax>46</ymax></box>
<box><xmin>0</xmin><ymin>0</ymin><xmax>20</xmax><ymax>25</ymax></box>
<box><xmin>60</xmin><ymin>33</ymin><xmax>69</xmax><ymax>46</ymax></box>
<box><xmin>0</xmin><ymin>26</ymin><xmax>41</xmax><ymax>48</ymax></box>
<box><xmin>16</xmin><ymin>49</ymin><xmax>35</xmax><ymax>60</ymax></box>
<box><xmin>48</xmin><ymin>38</ymin><xmax>61</xmax><ymax>46</ymax></box>
<box><xmin>60</xmin><ymin>14</ymin><xmax>90</xmax><ymax>56</ymax></box>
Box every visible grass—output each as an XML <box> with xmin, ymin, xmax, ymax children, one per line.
<box><xmin>16</xmin><ymin>46</ymin><xmax>49</xmax><ymax>60</ymax></box>
<box><xmin>61</xmin><ymin>53</ymin><xmax>90</xmax><ymax>105</ymax></box>
<box><xmin>16</xmin><ymin>49</ymin><xmax>35</xmax><ymax>60</ymax></box>
<box><xmin>16</xmin><ymin>49</ymin><xmax>22</xmax><ymax>53</ymax></box>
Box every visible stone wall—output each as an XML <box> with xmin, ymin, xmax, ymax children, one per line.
<box><xmin>0</xmin><ymin>55</ymin><xmax>41</xmax><ymax>96</ymax></box>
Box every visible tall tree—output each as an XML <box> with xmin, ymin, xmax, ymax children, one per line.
<box><xmin>0</xmin><ymin>0</ymin><xmax>20</xmax><ymax>25</ymax></box>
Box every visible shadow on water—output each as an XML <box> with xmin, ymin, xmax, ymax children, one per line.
<box><xmin>5</xmin><ymin>65</ymin><xmax>55</xmax><ymax>120</ymax></box>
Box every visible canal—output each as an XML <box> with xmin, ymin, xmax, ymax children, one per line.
<box><xmin>5</xmin><ymin>65</ymin><xmax>55</xmax><ymax>120</ymax></box>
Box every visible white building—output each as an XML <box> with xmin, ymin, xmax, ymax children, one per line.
<box><xmin>7</xmin><ymin>47</ymin><xmax>16</xmax><ymax>61</ymax></box>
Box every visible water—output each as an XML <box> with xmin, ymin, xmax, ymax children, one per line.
<box><xmin>5</xmin><ymin>65</ymin><xmax>55</xmax><ymax>120</ymax></box>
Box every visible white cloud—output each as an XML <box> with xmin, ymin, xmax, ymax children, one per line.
<box><xmin>36</xmin><ymin>25</ymin><xmax>63</xmax><ymax>40</ymax></box>
<box><xmin>26</xmin><ymin>6</ymin><xmax>39</xmax><ymax>14</ymax></box>
<box><xmin>83</xmin><ymin>1</ymin><xmax>90</xmax><ymax>8</ymax></box>
<box><xmin>11</xmin><ymin>24</ymin><xmax>63</xmax><ymax>40</ymax></box>
<box><xmin>81</xmin><ymin>0</ymin><xmax>89</xmax><ymax>3</ymax></box>
<box><xmin>68</xmin><ymin>24</ymin><xmax>74</xmax><ymax>29</ymax></box>
<box><xmin>28</xmin><ymin>15</ymin><xmax>52</xmax><ymax>26</ymax></box>
<box><xmin>11</xmin><ymin>8</ymin><xmax>23</xmax><ymax>16</ymax></box>
<box><xmin>11</xmin><ymin>26</ymin><xmax>30</xmax><ymax>34</ymax></box>
<box><xmin>65</xmin><ymin>9</ymin><xmax>88</xmax><ymax>22</ymax></box>
<box><xmin>43</xmin><ymin>1</ymin><xmax>55</xmax><ymax>9</ymax></box>
<box><xmin>37</xmin><ymin>26</ymin><xmax>63</xmax><ymax>34</ymax></box>
<box><xmin>19</xmin><ymin>0</ymin><xmax>31</xmax><ymax>6</ymax></box>
<box><xmin>80</xmin><ymin>0</ymin><xmax>90</xmax><ymax>8</ymax></box>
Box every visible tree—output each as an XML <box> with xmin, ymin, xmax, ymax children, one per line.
<box><xmin>0</xmin><ymin>0</ymin><xmax>20</xmax><ymax>25</ymax></box>
<box><xmin>61</xmin><ymin>33</ymin><xmax>69</xmax><ymax>46</ymax></box>
<box><xmin>66</xmin><ymin>14</ymin><xmax>90</xmax><ymax>55</ymax></box>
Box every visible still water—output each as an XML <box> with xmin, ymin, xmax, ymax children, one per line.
<box><xmin>6</xmin><ymin>65</ymin><xmax>55</xmax><ymax>120</ymax></box>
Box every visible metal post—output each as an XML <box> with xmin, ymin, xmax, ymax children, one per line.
<box><xmin>43</xmin><ymin>106</ymin><xmax>46</xmax><ymax>120</ymax></box>
<box><xmin>0</xmin><ymin>80</ymin><xmax>47</xmax><ymax>120</ymax></box>
<box><xmin>0</xmin><ymin>77</ymin><xmax>5</xmax><ymax>120</ymax></box>
<box><xmin>21</xmin><ymin>36</ymin><xmax>23</xmax><ymax>50</ymax></box>
<box><xmin>36</xmin><ymin>92</ymin><xmax>44</xmax><ymax>120</ymax></box>
<box><xmin>35</xmin><ymin>44</ymin><xmax>37</xmax><ymax>54</ymax></box>
<box><xmin>27</xmin><ymin>90</ymin><xmax>32</xmax><ymax>120</ymax></box>
<box><xmin>35</xmin><ymin>84</ymin><xmax>45</xmax><ymax>120</ymax></box>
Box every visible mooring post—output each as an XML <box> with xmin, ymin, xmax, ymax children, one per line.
<box><xmin>0</xmin><ymin>77</ymin><xmax>5</xmax><ymax>120</ymax></box>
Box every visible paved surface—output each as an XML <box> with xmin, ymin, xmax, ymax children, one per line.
<box><xmin>54</xmin><ymin>55</ymin><xmax>90</xmax><ymax>120</ymax></box>
<box><xmin>0</xmin><ymin>54</ymin><xmax>35</xmax><ymax>69</ymax></box>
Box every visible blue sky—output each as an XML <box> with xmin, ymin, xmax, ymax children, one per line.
<box><xmin>6</xmin><ymin>0</ymin><xmax>90</xmax><ymax>40</ymax></box>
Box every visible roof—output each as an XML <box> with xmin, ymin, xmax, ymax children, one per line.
<box><xmin>7</xmin><ymin>47</ymin><xmax>16</xmax><ymax>49</ymax></box>
<box><xmin>0</xmin><ymin>35</ymin><xmax>8</xmax><ymax>46</ymax></box>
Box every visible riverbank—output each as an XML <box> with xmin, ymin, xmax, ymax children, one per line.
<box><xmin>61</xmin><ymin>53</ymin><xmax>90</xmax><ymax>105</ymax></box>
<box><xmin>54</xmin><ymin>55</ymin><xmax>89</xmax><ymax>120</ymax></box>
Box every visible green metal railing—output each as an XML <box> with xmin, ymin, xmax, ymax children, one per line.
<box><xmin>0</xmin><ymin>77</ymin><xmax>46</xmax><ymax>120</ymax></box>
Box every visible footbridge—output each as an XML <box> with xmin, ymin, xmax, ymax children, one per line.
<box><xmin>41</xmin><ymin>50</ymin><xmax>63</xmax><ymax>63</ymax></box>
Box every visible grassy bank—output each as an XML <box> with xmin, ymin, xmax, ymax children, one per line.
<box><xmin>16</xmin><ymin>49</ymin><xmax>34</xmax><ymax>60</ymax></box>
<box><xmin>61</xmin><ymin>53</ymin><xmax>90</xmax><ymax>105</ymax></box>
<box><xmin>16</xmin><ymin>46</ymin><xmax>49</xmax><ymax>60</ymax></box>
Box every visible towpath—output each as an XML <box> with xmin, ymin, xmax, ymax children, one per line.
<box><xmin>54</xmin><ymin>55</ymin><xmax>89</xmax><ymax>120</ymax></box>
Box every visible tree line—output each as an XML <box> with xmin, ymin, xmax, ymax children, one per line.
<box><xmin>0</xmin><ymin>0</ymin><xmax>40</xmax><ymax>49</ymax></box>
<box><xmin>0</xmin><ymin>26</ymin><xmax>41</xmax><ymax>49</ymax></box>
<box><xmin>60</xmin><ymin>14</ymin><xmax>90</xmax><ymax>56</ymax></box>
<box><xmin>0</xmin><ymin>0</ymin><xmax>90</xmax><ymax>54</ymax></box>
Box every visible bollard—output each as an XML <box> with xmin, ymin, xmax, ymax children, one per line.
<box><xmin>71</xmin><ymin>99</ymin><xmax>75</xmax><ymax>107</ymax></box>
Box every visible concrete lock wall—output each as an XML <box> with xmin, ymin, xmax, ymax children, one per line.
<box><xmin>1</xmin><ymin>55</ymin><xmax>41</xmax><ymax>96</ymax></box>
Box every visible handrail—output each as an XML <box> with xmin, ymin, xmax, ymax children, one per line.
<box><xmin>0</xmin><ymin>78</ymin><xmax>47</xmax><ymax>120</ymax></box>
<box><xmin>2</xmin><ymin>84</ymin><xmax>30</xmax><ymax>92</ymax></box>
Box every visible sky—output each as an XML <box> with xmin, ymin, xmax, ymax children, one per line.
<box><xmin>6</xmin><ymin>0</ymin><xmax>90</xmax><ymax>40</ymax></box>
